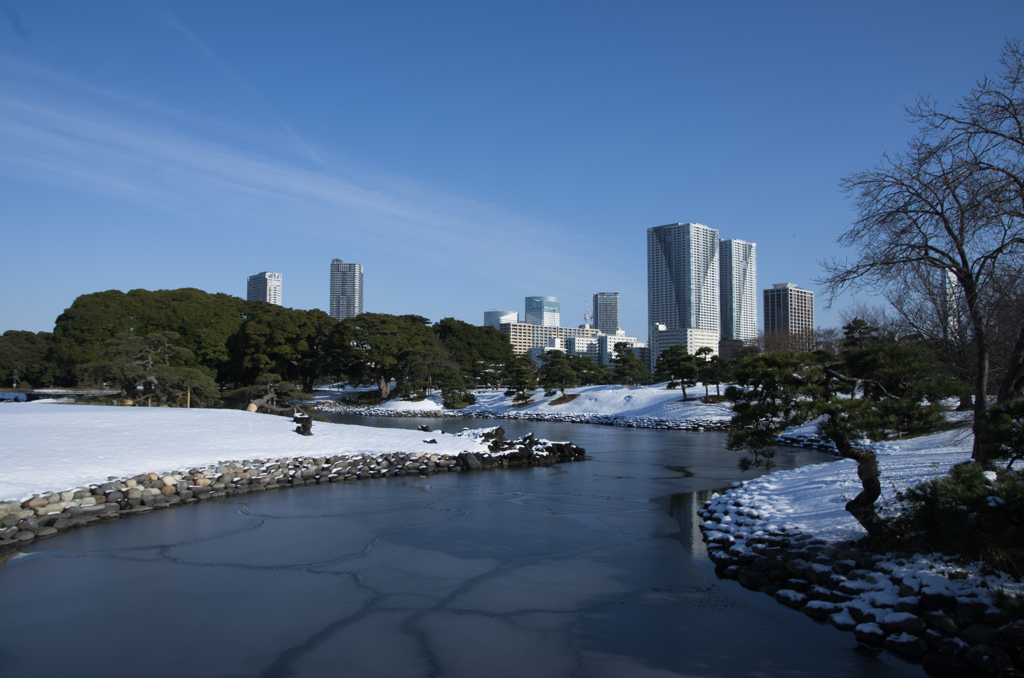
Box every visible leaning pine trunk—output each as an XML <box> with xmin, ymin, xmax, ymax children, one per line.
<box><xmin>831</xmin><ymin>437</ymin><xmax>896</xmax><ymax>538</ymax></box>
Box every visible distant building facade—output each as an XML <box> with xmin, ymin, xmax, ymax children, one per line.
<box><xmin>329</xmin><ymin>259</ymin><xmax>364</xmax><ymax>321</ymax></box>
<box><xmin>648</xmin><ymin>222</ymin><xmax>721</xmax><ymax>338</ymax></box>
<box><xmin>648</xmin><ymin>222</ymin><xmax>722</xmax><ymax>370</ymax></box>
<box><xmin>598</xmin><ymin>332</ymin><xmax>642</xmax><ymax>366</ymax></box>
<box><xmin>525</xmin><ymin>296</ymin><xmax>560</xmax><ymax>327</ymax></box>
<box><xmin>484</xmin><ymin>310</ymin><xmax>519</xmax><ymax>329</ymax></box>
<box><xmin>649</xmin><ymin>325</ymin><xmax>719</xmax><ymax>369</ymax></box>
<box><xmin>719</xmin><ymin>239</ymin><xmax>757</xmax><ymax>342</ymax></box>
<box><xmin>247</xmin><ymin>271</ymin><xmax>282</xmax><ymax>306</ymax></box>
<box><xmin>593</xmin><ymin>292</ymin><xmax>620</xmax><ymax>334</ymax></box>
<box><xmin>763</xmin><ymin>283</ymin><xmax>814</xmax><ymax>349</ymax></box>
<box><xmin>499</xmin><ymin>321</ymin><xmax>628</xmax><ymax>358</ymax></box>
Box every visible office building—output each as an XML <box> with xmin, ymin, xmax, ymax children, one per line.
<box><xmin>763</xmin><ymin>283</ymin><xmax>814</xmax><ymax>348</ymax></box>
<box><xmin>247</xmin><ymin>271</ymin><xmax>282</xmax><ymax>306</ymax></box>
<box><xmin>593</xmin><ymin>292</ymin><xmax>620</xmax><ymax>334</ymax></box>
<box><xmin>498</xmin><ymin>321</ymin><xmax>603</xmax><ymax>356</ymax></box>
<box><xmin>648</xmin><ymin>223</ymin><xmax>720</xmax><ymax>367</ymax></box>
<box><xmin>597</xmin><ymin>332</ymin><xmax>642</xmax><ymax>366</ymax></box>
<box><xmin>719</xmin><ymin>239</ymin><xmax>757</xmax><ymax>342</ymax></box>
<box><xmin>484</xmin><ymin>310</ymin><xmax>519</xmax><ymax>329</ymax></box>
<box><xmin>525</xmin><ymin>296</ymin><xmax>560</xmax><ymax>327</ymax></box>
<box><xmin>648</xmin><ymin>223</ymin><xmax>720</xmax><ymax>337</ymax></box>
<box><xmin>329</xmin><ymin>259</ymin><xmax>364</xmax><ymax>321</ymax></box>
<box><xmin>649</xmin><ymin>325</ymin><xmax>719</xmax><ymax>369</ymax></box>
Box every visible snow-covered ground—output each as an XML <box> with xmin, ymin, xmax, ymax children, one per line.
<box><xmin>320</xmin><ymin>383</ymin><xmax>735</xmax><ymax>421</ymax></box>
<box><xmin>702</xmin><ymin>427</ymin><xmax>975</xmax><ymax>543</ymax></box>
<box><xmin>0</xmin><ymin>403</ymin><xmax>491</xmax><ymax>501</ymax></box>
<box><xmin>700</xmin><ymin>422</ymin><xmax>1024</xmax><ymax>659</ymax></box>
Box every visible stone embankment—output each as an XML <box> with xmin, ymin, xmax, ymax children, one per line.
<box><xmin>0</xmin><ymin>427</ymin><xmax>584</xmax><ymax>554</ymax></box>
<box><xmin>699</xmin><ymin>499</ymin><xmax>1024</xmax><ymax>676</ymax></box>
<box><xmin>319</xmin><ymin>402</ymin><xmax>730</xmax><ymax>432</ymax></box>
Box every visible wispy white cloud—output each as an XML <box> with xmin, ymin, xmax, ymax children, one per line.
<box><xmin>0</xmin><ymin>55</ymin><xmax>632</xmax><ymax>325</ymax></box>
<box><xmin>0</xmin><ymin>58</ymin><xmax>560</xmax><ymax>248</ymax></box>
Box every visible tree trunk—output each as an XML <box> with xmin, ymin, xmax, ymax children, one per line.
<box><xmin>831</xmin><ymin>437</ymin><xmax>897</xmax><ymax>538</ymax></box>
<box><xmin>997</xmin><ymin>320</ymin><xmax>1024</xmax><ymax>404</ymax></box>
<box><xmin>377</xmin><ymin>374</ymin><xmax>391</xmax><ymax>400</ymax></box>
<box><xmin>963</xmin><ymin>278</ymin><xmax>995</xmax><ymax>467</ymax></box>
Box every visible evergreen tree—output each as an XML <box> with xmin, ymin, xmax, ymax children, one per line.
<box><xmin>0</xmin><ymin>330</ymin><xmax>54</xmax><ymax>388</ymax></box>
<box><xmin>329</xmin><ymin>313</ymin><xmax>437</xmax><ymax>400</ymax></box>
<box><xmin>567</xmin><ymin>354</ymin><xmax>611</xmax><ymax>386</ymax></box>
<box><xmin>727</xmin><ymin>333</ymin><xmax>958</xmax><ymax>537</ymax></box>
<box><xmin>502</xmin><ymin>354</ymin><xmax>538</xmax><ymax>397</ymax></box>
<box><xmin>612</xmin><ymin>342</ymin><xmax>650</xmax><ymax>386</ymax></box>
<box><xmin>538</xmin><ymin>350</ymin><xmax>580</xmax><ymax>396</ymax></box>
<box><xmin>654</xmin><ymin>344</ymin><xmax>697</xmax><ymax>397</ymax></box>
<box><xmin>438</xmin><ymin>365</ymin><xmax>475</xmax><ymax>408</ymax></box>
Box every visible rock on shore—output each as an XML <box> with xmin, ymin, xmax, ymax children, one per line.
<box><xmin>699</xmin><ymin>493</ymin><xmax>1024</xmax><ymax>676</ymax></box>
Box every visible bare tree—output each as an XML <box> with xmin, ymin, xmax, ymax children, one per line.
<box><xmin>838</xmin><ymin>303</ymin><xmax>903</xmax><ymax>342</ymax></box>
<box><xmin>820</xmin><ymin>41</ymin><xmax>1024</xmax><ymax>466</ymax></box>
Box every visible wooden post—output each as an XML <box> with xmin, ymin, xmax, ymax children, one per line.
<box><xmin>187</xmin><ymin>388</ymin><xmax>191</xmax><ymax>409</ymax></box>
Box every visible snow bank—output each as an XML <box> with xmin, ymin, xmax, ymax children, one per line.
<box><xmin>0</xmin><ymin>404</ymin><xmax>490</xmax><ymax>501</ymax></box>
<box><xmin>321</xmin><ymin>383</ymin><xmax>735</xmax><ymax>421</ymax></box>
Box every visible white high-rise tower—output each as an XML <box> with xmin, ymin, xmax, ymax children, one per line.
<box><xmin>719</xmin><ymin>239</ymin><xmax>757</xmax><ymax>341</ymax></box>
<box><xmin>329</xmin><ymin>259</ymin><xmax>364</xmax><ymax>321</ymax></box>
<box><xmin>648</xmin><ymin>223</ymin><xmax>721</xmax><ymax>366</ymax></box>
<box><xmin>647</xmin><ymin>223</ymin><xmax>720</xmax><ymax>335</ymax></box>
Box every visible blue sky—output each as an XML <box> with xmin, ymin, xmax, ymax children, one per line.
<box><xmin>2</xmin><ymin>1</ymin><xmax>1022</xmax><ymax>338</ymax></box>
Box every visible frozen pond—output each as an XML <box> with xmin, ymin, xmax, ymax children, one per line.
<box><xmin>0</xmin><ymin>418</ymin><xmax>925</xmax><ymax>677</ymax></box>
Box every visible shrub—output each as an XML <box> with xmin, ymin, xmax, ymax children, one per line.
<box><xmin>442</xmin><ymin>392</ymin><xmax>476</xmax><ymax>409</ymax></box>
<box><xmin>892</xmin><ymin>462</ymin><xmax>1024</xmax><ymax>576</ymax></box>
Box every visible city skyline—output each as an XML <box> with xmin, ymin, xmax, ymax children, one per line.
<box><xmin>2</xmin><ymin>4</ymin><xmax>1020</xmax><ymax>335</ymax></box>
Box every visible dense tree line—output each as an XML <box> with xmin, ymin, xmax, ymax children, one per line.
<box><xmin>0</xmin><ymin>288</ymin><xmax>518</xmax><ymax>406</ymax></box>
<box><xmin>0</xmin><ymin>330</ymin><xmax>53</xmax><ymax>389</ymax></box>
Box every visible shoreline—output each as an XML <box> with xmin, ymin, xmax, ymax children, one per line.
<box><xmin>697</xmin><ymin>466</ymin><xmax>1024</xmax><ymax>676</ymax></box>
<box><xmin>0</xmin><ymin>424</ymin><xmax>585</xmax><ymax>557</ymax></box>
<box><xmin>316</xmin><ymin>401</ymin><xmax>843</xmax><ymax>452</ymax></box>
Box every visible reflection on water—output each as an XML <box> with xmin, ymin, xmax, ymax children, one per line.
<box><xmin>0</xmin><ymin>417</ymin><xmax>924</xmax><ymax>678</ymax></box>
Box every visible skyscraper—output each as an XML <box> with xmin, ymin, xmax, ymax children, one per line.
<box><xmin>247</xmin><ymin>271</ymin><xmax>282</xmax><ymax>306</ymax></box>
<box><xmin>329</xmin><ymin>259</ymin><xmax>364</xmax><ymax>321</ymax></box>
<box><xmin>647</xmin><ymin>223</ymin><xmax>720</xmax><ymax>336</ymax></box>
<box><xmin>593</xmin><ymin>292</ymin><xmax>620</xmax><ymax>334</ymax></box>
<box><xmin>648</xmin><ymin>223</ymin><xmax>721</xmax><ymax>367</ymax></box>
<box><xmin>719</xmin><ymin>239</ymin><xmax>757</xmax><ymax>341</ymax></box>
<box><xmin>763</xmin><ymin>283</ymin><xmax>814</xmax><ymax>348</ymax></box>
<box><xmin>525</xmin><ymin>296</ymin><xmax>560</xmax><ymax>327</ymax></box>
